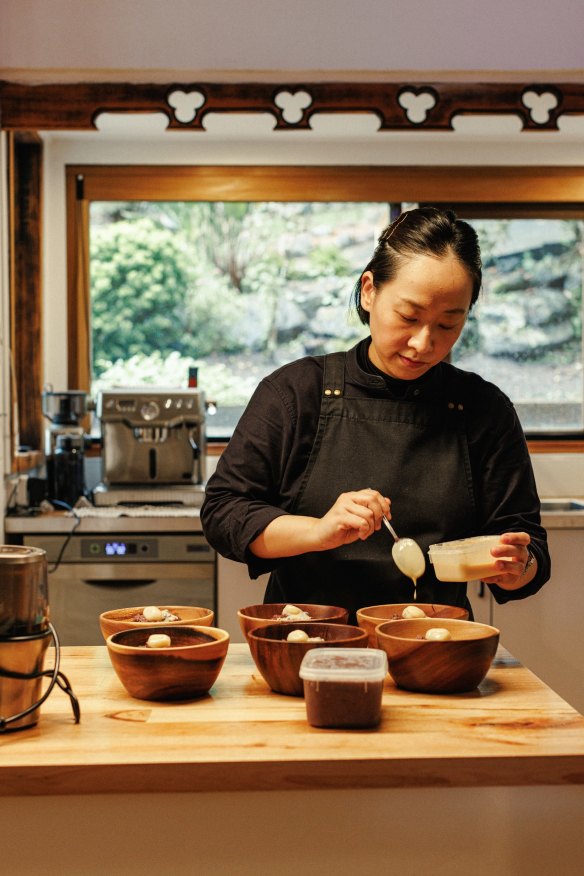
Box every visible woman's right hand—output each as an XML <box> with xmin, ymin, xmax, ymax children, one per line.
<box><xmin>312</xmin><ymin>488</ymin><xmax>391</xmax><ymax>551</ymax></box>
<box><xmin>250</xmin><ymin>489</ymin><xmax>390</xmax><ymax>559</ymax></box>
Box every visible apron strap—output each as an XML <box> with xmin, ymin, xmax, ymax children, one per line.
<box><xmin>322</xmin><ymin>352</ymin><xmax>346</xmax><ymax>399</ymax></box>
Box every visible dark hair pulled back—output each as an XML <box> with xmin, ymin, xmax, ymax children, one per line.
<box><xmin>352</xmin><ymin>206</ymin><xmax>482</xmax><ymax>325</ymax></box>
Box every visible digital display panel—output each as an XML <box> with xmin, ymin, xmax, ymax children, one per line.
<box><xmin>81</xmin><ymin>538</ymin><xmax>157</xmax><ymax>559</ymax></box>
<box><xmin>104</xmin><ymin>542</ymin><xmax>138</xmax><ymax>556</ymax></box>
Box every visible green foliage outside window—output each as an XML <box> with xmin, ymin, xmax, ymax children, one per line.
<box><xmin>91</xmin><ymin>219</ymin><xmax>193</xmax><ymax>372</ymax></box>
<box><xmin>89</xmin><ymin>203</ymin><xmax>584</xmax><ymax>434</ymax></box>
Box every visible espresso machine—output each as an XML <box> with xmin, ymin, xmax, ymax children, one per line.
<box><xmin>93</xmin><ymin>388</ymin><xmax>207</xmax><ymax>506</ymax></box>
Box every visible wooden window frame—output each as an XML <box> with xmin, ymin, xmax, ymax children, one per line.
<box><xmin>9</xmin><ymin>132</ymin><xmax>44</xmax><ymax>469</ymax></box>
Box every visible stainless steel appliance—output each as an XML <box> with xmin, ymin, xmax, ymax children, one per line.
<box><xmin>42</xmin><ymin>388</ymin><xmax>88</xmax><ymax>457</ymax></box>
<box><xmin>94</xmin><ymin>388</ymin><xmax>206</xmax><ymax>506</ymax></box>
<box><xmin>52</xmin><ymin>433</ymin><xmax>85</xmax><ymax>507</ymax></box>
<box><xmin>42</xmin><ymin>388</ymin><xmax>89</xmax><ymax>506</ymax></box>
<box><xmin>0</xmin><ymin>546</ymin><xmax>79</xmax><ymax>731</ymax></box>
<box><xmin>21</xmin><ymin>533</ymin><xmax>216</xmax><ymax>645</ymax></box>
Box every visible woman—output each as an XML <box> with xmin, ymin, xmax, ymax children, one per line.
<box><xmin>201</xmin><ymin>207</ymin><xmax>550</xmax><ymax>619</ymax></box>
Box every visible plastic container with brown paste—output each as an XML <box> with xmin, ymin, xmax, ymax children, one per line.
<box><xmin>299</xmin><ymin>648</ymin><xmax>387</xmax><ymax>729</ymax></box>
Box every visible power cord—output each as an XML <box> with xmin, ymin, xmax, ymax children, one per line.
<box><xmin>0</xmin><ymin>622</ymin><xmax>81</xmax><ymax>730</ymax></box>
<box><xmin>45</xmin><ymin>499</ymin><xmax>82</xmax><ymax>574</ymax></box>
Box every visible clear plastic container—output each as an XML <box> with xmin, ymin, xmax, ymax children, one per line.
<box><xmin>299</xmin><ymin>648</ymin><xmax>387</xmax><ymax>728</ymax></box>
<box><xmin>428</xmin><ymin>535</ymin><xmax>501</xmax><ymax>582</ymax></box>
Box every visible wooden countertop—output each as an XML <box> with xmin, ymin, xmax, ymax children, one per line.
<box><xmin>1</xmin><ymin>644</ymin><xmax>583</xmax><ymax>796</ymax></box>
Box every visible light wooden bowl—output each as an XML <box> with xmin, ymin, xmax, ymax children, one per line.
<box><xmin>106</xmin><ymin>624</ymin><xmax>229</xmax><ymax>701</ymax></box>
<box><xmin>247</xmin><ymin>622</ymin><xmax>368</xmax><ymax>696</ymax></box>
<box><xmin>99</xmin><ymin>605</ymin><xmax>214</xmax><ymax>641</ymax></box>
<box><xmin>237</xmin><ymin>603</ymin><xmax>349</xmax><ymax>640</ymax></box>
<box><xmin>375</xmin><ymin>618</ymin><xmax>499</xmax><ymax>694</ymax></box>
<box><xmin>356</xmin><ymin>603</ymin><xmax>469</xmax><ymax>647</ymax></box>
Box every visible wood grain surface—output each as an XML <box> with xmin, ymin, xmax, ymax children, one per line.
<box><xmin>1</xmin><ymin>645</ymin><xmax>583</xmax><ymax>796</ymax></box>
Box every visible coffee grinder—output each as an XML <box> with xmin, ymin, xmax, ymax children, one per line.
<box><xmin>42</xmin><ymin>388</ymin><xmax>89</xmax><ymax>506</ymax></box>
<box><xmin>0</xmin><ymin>546</ymin><xmax>80</xmax><ymax>732</ymax></box>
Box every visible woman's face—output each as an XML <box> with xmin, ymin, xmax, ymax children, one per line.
<box><xmin>360</xmin><ymin>252</ymin><xmax>474</xmax><ymax>380</ymax></box>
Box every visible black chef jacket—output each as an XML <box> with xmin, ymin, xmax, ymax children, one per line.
<box><xmin>201</xmin><ymin>339</ymin><xmax>550</xmax><ymax>610</ymax></box>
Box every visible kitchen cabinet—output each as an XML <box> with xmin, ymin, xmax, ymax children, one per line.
<box><xmin>1</xmin><ymin>644</ymin><xmax>583</xmax><ymax>876</ymax></box>
<box><xmin>468</xmin><ymin>578</ymin><xmax>493</xmax><ymax>625</ymax></box>
<box><xmin>490</xmin><ymin>525</ymin><xmax>584</xmax><ymax>715</ymax></box>
<box><xmin>217</xmin><ymin>554</ymin><xmax>267</xmax><ymax>641</ymax></box>
<box><xmin>462</xmin><ymin>507</ymin><xmax>584</xmax><ymax>716</ymax></box>
<box><xmin>470</xmin><ymin>517</ymin><xmax>584</xmax><ymax>715</ymax></box>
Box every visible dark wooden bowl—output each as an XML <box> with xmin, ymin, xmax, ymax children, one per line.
<box><xmin>99</xmin><ymin>605</ymin><xmax>214</xmax><ymax>641</ymax></box>
<box><xmin>375</xmin><ymin>618</ymin><xmax>499</xmax><ymax>694</ymax></box>
<box><xmin>237</xmin><ymin>603</ymin><xmax>349</xmax><ymax>639</ymax></box>
<box><xmin>247</xmin><ymin>622</ymin><xmax>368</xmax><ymax>696</ymax></box>
<box><xmin>106</xmin><ymin>624</ymin><xmax>229</xmax><ymax>701</ymax></box>
<box><xmin>356</xmin><ymin>603</ymin><xmax>469</xmax><ymax>647</ymax></box>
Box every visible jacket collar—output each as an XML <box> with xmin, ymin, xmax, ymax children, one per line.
<box><xmin>345</xmin><ymin>338</ymin><xmax>445</xmax><ymax>399</ymax></box>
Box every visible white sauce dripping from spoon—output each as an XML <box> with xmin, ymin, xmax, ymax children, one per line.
<box><xmin>382</xmin><ymin>516</ymin><xmax>426</xmax><ymax>601</ymax></box>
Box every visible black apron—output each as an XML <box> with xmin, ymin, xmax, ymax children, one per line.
<box><xmin>264</xmin><ymin>352</ymin><xmax>477</xmax><ymax>621</ymax></box>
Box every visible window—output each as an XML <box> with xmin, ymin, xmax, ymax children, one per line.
<box><xmin>452</xmin><ymin>213</ymin><xmax>583</xmax><ymax>434</ymax></box>
<box><xmin>67</xmin><ymin>166</ymin><xmax>584</xmax><ymax>444</ymax></box>
<box><xmin>88</xmin><ymin>200</ymin><xmax>389</xmax><ymax>438</ymax></box>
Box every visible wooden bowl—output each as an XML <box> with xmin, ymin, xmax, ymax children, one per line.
<box><xmin>237</xmin><ymin>603</ymin><xmax>349</xmax><ymax>640</ymax></box>
<box><xmin>99</xmin><ymin>605</ymin><xmax>214</xmax><ymax>641</ymax></box>
<box><xmin>106</xmin><ymin>625</ymin><xmax>229</xmax><ymax>701</ymax></box>
<box><xmin>247</xmin><ymin>622</ymin><xmax>368</xmax><ymax>696</ymax></box>
<box><xmin>356</xmin><ymin>603</ymin><xmax>469</xmax><ymax>647</ymax></box>
<box><xmin>375</xmin><ymin>618</ymin><xmax>499</xmax><ymax>694</ymax></box>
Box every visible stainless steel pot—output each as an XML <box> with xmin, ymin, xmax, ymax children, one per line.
<box><xmin>0</xmin><ymin>628</ymin><xmax>52</xmax><ymax>731</ymax></box>
<box><xmin>0</xmin><ymin>623</ymin><xmax>81</xmax><ymax>732</ymax></box>
<box><xmin>0</xmin><ymin>546</ymin><xmax>49</xmax><ymax>637</ymax></box>
<box><xmin>0</xmin><ymin>548</ymin><xmax>81</xmax><ymax>732</ymax></box>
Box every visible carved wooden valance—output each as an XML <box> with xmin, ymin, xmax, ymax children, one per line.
<box><xmin>1</xmin><ymin>80</ymin><xmax>583</xmax><ymax>131</ymax></box>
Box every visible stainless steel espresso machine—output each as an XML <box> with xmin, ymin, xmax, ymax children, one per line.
<box><xmin>93</xmin><ymin>388</ymin><xmax>207</xmax><ymax>506</ymax></box>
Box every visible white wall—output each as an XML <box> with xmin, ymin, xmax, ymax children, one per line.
<box><xmin>2</xmin><ymin>0</ymin><xmax>583</xmax><ymax>77</ymax></box>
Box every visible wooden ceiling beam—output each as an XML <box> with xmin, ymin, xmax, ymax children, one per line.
<box><xmin>1</xmin><ymin>80</ymin><xmax>583</xmax><ymax>132</ymax></box>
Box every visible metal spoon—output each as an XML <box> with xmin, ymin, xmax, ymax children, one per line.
<box><xmin>382</xmin><ymin>515</ymin><xmax>426</xmax><ymax>582</ymax></box>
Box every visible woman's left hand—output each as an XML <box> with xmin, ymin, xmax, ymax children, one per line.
<box><xmin>481</xmin><ymin>531</ymin><xmax>535</xmax><ymax>590</ymax></box>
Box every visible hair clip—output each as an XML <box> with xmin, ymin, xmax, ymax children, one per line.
<box><xmin>380</xmin><ymin>211</ymin><xmax>408</xmax><ymax>244</ymax></box>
